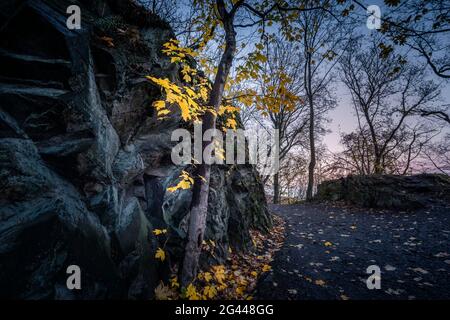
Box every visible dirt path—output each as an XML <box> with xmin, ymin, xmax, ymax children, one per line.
<box><xmin>256</xmin><ymin>203</ymin><xmax>450</xmax><ymax>300</ymax></box>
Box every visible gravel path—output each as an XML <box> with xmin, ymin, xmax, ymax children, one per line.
<box><xmin>256</xmin><ymin>202</ymin><xmax>450</xmax><ymax>300</ymax></box>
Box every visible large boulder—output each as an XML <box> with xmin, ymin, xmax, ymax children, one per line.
<box><xmin>316</xmin><ymin>174</ymin><xmax>450</xmax><ymax>209</ymax></box>
<box><xmin>0</xmin><ymin>0</ymin><xmax>271</xmax><ymax>299</ymax></box>
<box><xmin>0</xmin><ymin>139</ymin><xmax>119</xmax><ymax>299</ymax></box>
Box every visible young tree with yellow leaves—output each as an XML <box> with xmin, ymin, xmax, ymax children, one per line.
<box><xmin>245</xmin><ymin>38</ymin><xmax>308</xmax><ymax>203</ymax></box>
<box><xmin>148</xmin><ymin>0</ymin><xmax>339</xmax><ymax>287</ymax></box>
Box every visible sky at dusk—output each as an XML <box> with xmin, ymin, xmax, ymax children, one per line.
<box><xmin>172</xmin><ymin>0</ymin><xmax>449</xmax><ymax>153</ymax></box>
<box><xmin>322</xmin><ymin>1</ymin><xmax>450</xmax><ymax>153</ymax></box>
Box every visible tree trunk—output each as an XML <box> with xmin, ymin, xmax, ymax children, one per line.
<box><xmin>374</xmin><ymin>154</ymin><xmax>383</xmax><ymax>174</ymax></box>
<box><xmin>306</xmin><ymin>76</ymin><xmax>315</xmax><ymax>200</ymax></box>
<box><xmin>273</xmin><ymin>173</ymin><xmax>280</xmax><ymax>204</ymax></box>
<box><xmin>181</xmin><ymin>0</ymin><xmax>237</xmax><ymax>287</ymax></box>
<box><xmin>304</xmin><ymin>34</ymin><xmax>315</xmax><ymax>201</ymax></box>
<box><xmin>180</xmin><ymin>157</ymin><xmax>212</xmax><ymax>286</ymax></box>
<box><xmin>306</xmin><ymin>118</ymin><xmax>316</xmax><ymax>201</ymax></box>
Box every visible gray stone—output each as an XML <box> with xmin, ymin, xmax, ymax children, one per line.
<box><xmin>112</xmin><ymin>144</ymin><xmax>145</xmax><ymax>185</ymax></box>
<box><xmin>0</xmin><ymin>0</ymin><xmax>271</xmax><ymax>299</ymax></box>
<box><xmin>0</xmin><ymin>139</ymin><xmax>119</xmax><ymax>299</ymax></box>
<box><xmin>316</xmin><ymin>174</ymin><xmax>450</xmax><ymax>209</ymax></box>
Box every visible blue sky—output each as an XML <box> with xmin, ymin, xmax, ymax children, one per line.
<box><xmin>323</xmin><ymin>1</ymin><xmax>450</xmax><ymax>152</ymax></box>
<box><xmin>166</xmin><ymin>0</ymin><xmax>449</xmax><ymax>153</ymax></box>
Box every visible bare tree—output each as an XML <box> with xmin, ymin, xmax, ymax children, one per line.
<box><xmin>334</xmin><ymin>123</ymin><xmax>437</xmax><ymax>175</ymax></box>
<box><xmin>339</xmin><ymin>37</ymin><xmax>442</xmax><ymax>174</ymax></box>
<box><xmin>278</xmin><ymin>152</ymin><xmax>308</xmax><ymax>202</ymax></box>
<box><xmin>296</xmin><ymin>1</ymin><xmax>345</xmax><ymax>200</ymax></box>
<box><xmin>352</xmin><ymin>0</ymin><xmax>450</xmax><ymax>79</ymax></box>
<box><xmin>422</xmin><ymin>134</ymin><xmax>450</xmax><ymax>175</ymax></box>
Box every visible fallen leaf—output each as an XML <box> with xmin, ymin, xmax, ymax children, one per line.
<box><xmin>170</xmin><ymin>276</ymin><xmax>179</xmax><ymax>288</ymax></box>
<box><xmin>384</xmin><ymin>265</ymin><xmax>396</xmax><ymax>271</ymax></box>
<box><xmin>434</xmin><ymin>252</ymin><xmax>449</xmax><ymax>258</ymax></box>
<box><xmin>99</xmin><ymin>36</ymin><xmax>114</xmax><ymax>47</ymax></box>
<box><xmin>153</xmin><ymin>229</ymin><xmax>167</xmax><ymax>236</ymax></box>
<box><xmin>411</xmin><ymin>267</ymin><xmax>428</xmax><ymax>274</ymax></box>
<box><xmin>154</xmin><ymin>282</ymin><xmax>173</xmax><ymax>300</ymax></box>
<box><xmin>203</xmin><ymin>285</ymin><xmax>217</xmax><ymax>299</ymax></box>
<box><xmin>155</xmin><ymin>248</ymin><xmax>165</xmax><ymax>261</ymax></box>
<box><xmin>186</xmin><ymin>284</ymin><xmax>200</xmax><ymax>300</ymax></box>
<box><xmin>315</xmin><ymin>279</ymin><xmax>326</xmax><ymax>286</ymax></box>
<box><xmin>262</xmin><ymin>264</ymin><xmax>272</xmax><ymax>272</ymax></box>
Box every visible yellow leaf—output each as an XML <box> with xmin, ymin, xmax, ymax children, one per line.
<box><xmin>225</xmin><ymin>118</ymin><xmax>237</xmax><ymax>130</ymax></box>
<box><xmin>251</xmin><ymin>271</ymin><xmax>258</xmax><ymax>277</ymax></box>
<box><xmin>324</xmin><ymin>241</ymin><xmax>333</xmax><ymax>247</ymax></box>
<box><xmin>315</xmin><ymin>279</ymin><xmax>326</xmax><ymax>286</ymax></box>
<box><xmin>255</xmin><ymin>43</ymin><xmax>264</xmax><ymax>50</ymax></box>
<box><xmin>262</xmin><ymin>264</ymin><xmax>271</xmax><ymax>272</ymax></box>
<box><xmin>170</xmin><ymin>276</ymin><xmax>179</xmax><ymax>288</ymax></box>
<box><xmin>165</xmin><ymin>90</ymin><xmax>178</xmax><ymax>104</ymax></box>
<box><xmin>183</xmin><ymin>74</ymin><xmax>192</xmax><ymax>82</ymax></box>
<box><xmin>178</xmin><ymin>99</ymin><xmax>190</xmax><ymax>121</ymax></box>
<box><xmin>153</xmin><ymin>100</ymin><xmax>166</xmax><ymax>110</ymax></box>
<box><xmin>186</xmin><ymin>284</ymin><xmax>200</xmax><ymax>300</ymax></box>
<box><xmin>240</xmin><ymin>278</ymin><xmax>249</xmax><ymax>286</ymax></box>
<box><xmin>157</xmin><ymin>109</ymin><xmax>170</xmax><ymax>117</ymax></box>
<box><xmin>204</xmin><ymin>272</ymin><xmax>213</xmax><ymax>282</ymax></box>
<box><xmin>178</xmin><ymin>180</ymin><xmax>191</xmax><ymax>189</ymax></box>
<box><xmin>215</xmin><ymin>143</ymin><xmax>226</xmax><ymax>159</ymax></box>
<box><xmin>236</xmin><ymin>286</ymin><xmax>245</xmax><ymax>296</ymax></box>
<box><xmin>167</xmin><ymin>172</ymin><xmax>194</xmax><ymax>192</ymax></box>
<box><xmin>203</xmin><ymin>285</ymin><xmax>217</xmax><ymax>299</ymax></box>
<box><xmin>153</xmin><ymin>229</ymin><xmax>167</xmax><ymax>236</ymax></box>
<box><xmin>217</xmin><ymin>283</ymin><xmax>228</xmax><ymax>291</ymax></box>
<box><xmin>212</xmin><ymin>265</ymin><xmax>226</xmax><ymax>284</ymax></box>
<box><xmin>255</xmin><ymin>52</ymin><xmax>268</xmax><ymax>63</ymax></box>
<box><xmin>155</xmin><ymin>248</ymin><xmax>166</xmax><ymax>261</ymax></box>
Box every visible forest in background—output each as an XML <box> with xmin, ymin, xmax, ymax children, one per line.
<box><xmin>134</xmin><ymin>0</ymin><xmax>450</xmax><ymax>288</ymax></box>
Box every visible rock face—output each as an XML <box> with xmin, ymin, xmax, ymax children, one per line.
<box><xmin>316</xmin><ymin>174</ymin><xmax>450</xmax><ymax>209</ymax></box>
<box><xmin>0</xmin><ymin>0</ymin><xmax>270</xmax><ymax>299</ymax></box>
